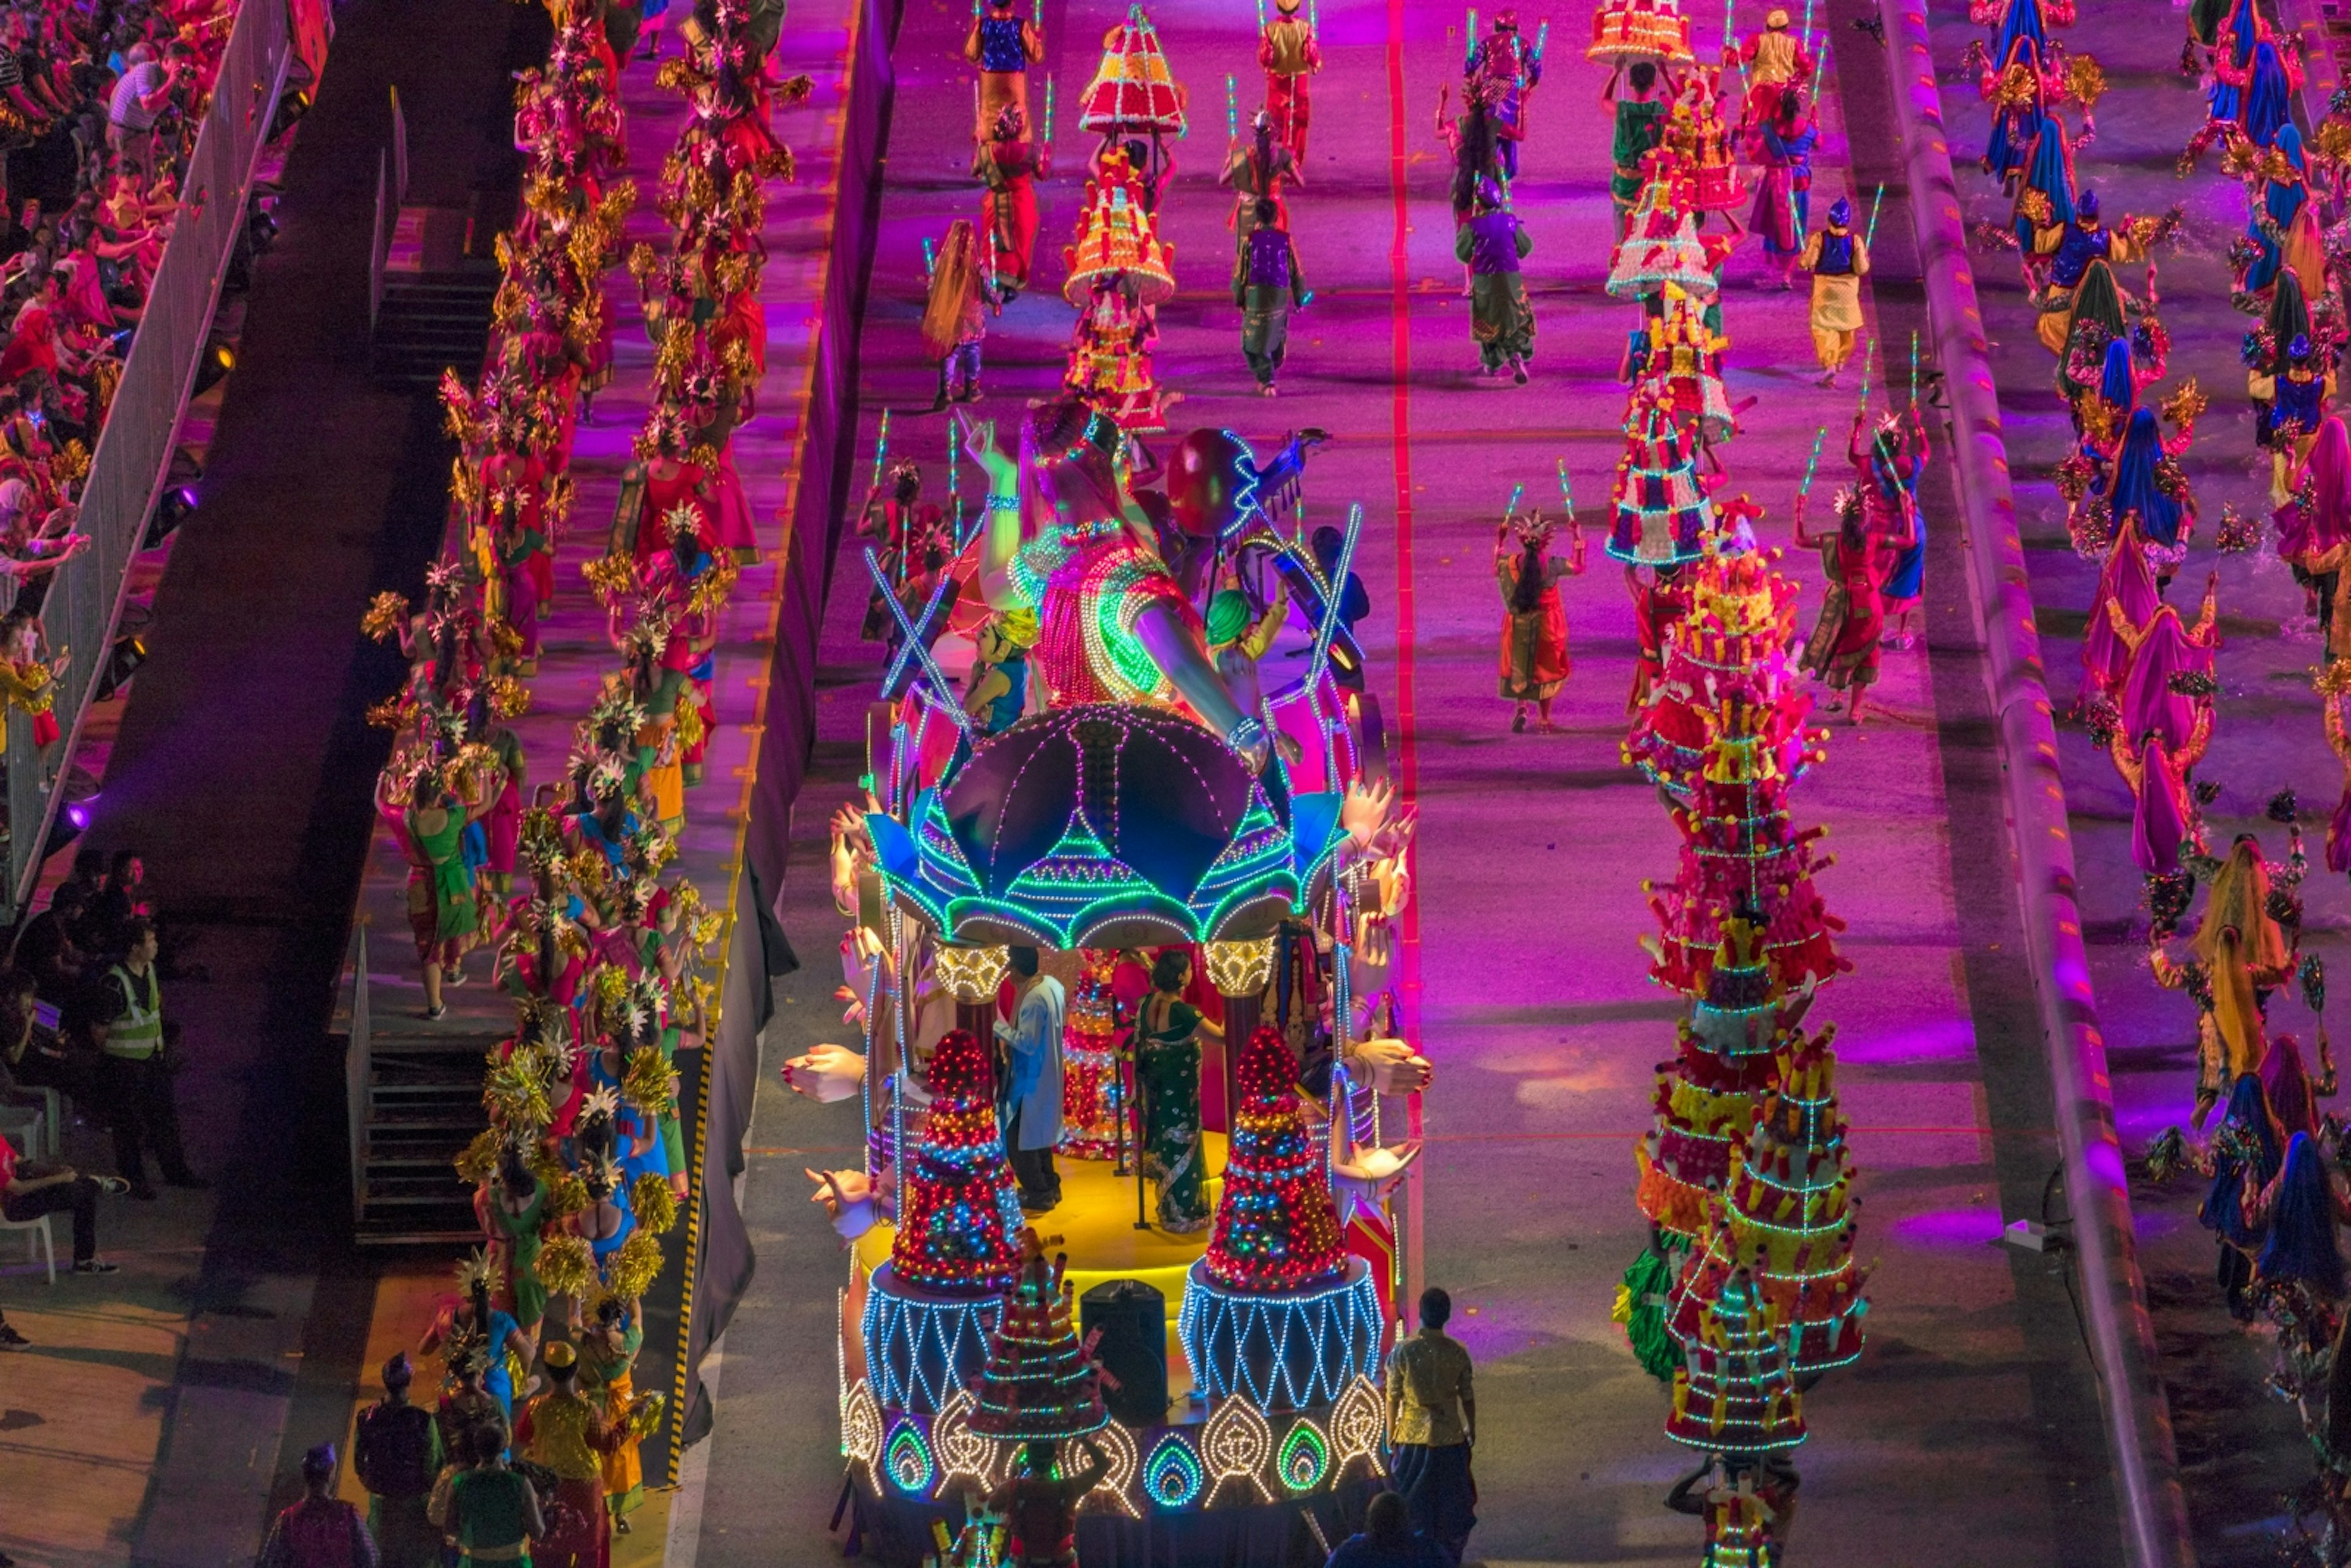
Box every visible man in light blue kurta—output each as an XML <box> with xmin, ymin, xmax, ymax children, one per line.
<box><xmin>994</xmin><ymin>947</ymin><xmax>1066</xmax><ymax>1211</ymax></box>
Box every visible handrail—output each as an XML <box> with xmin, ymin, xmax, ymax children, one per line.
<box><xmin>4</xmin><ymin>0</ymin><xmax>298</xmax><ymax>916</ymax></box>
<box><xmin>1878</xmin><ymin>7</ymin><xmax>2195</xmax><ymax>1566</ymax></box>
<box><xmin>347</xmin><ymin>920</ymin><xmax>371</xmax><ymax>1226</ymax></box>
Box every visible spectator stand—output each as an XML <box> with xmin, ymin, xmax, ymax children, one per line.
<box><xmin>1</xmin><ymin>0</ymin><xmax>309</xmax><ymax>922</ymax></box>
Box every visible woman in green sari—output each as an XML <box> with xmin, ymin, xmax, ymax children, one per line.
<box><xmin>378</xmin><ymin>761</ymin><xmax>490</xmax><ymax>1021</ymax></box>
<box><xmin>486</xmin><ymin>1143</ymin><xmax>547</xmax><ymax>1332</ymax></box>
<box><xmin>1136</xmin><ymin>948</ymin><xmax>1220</xmax><ymax>1233</ymax></box>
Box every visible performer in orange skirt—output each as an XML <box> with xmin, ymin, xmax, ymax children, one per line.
<box><xmin>1494</xmin><ymin>507</ymin><xmax>1585</xmax><ymax>732</ymax></box>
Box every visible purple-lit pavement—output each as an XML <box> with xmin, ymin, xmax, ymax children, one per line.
<box><xmin>681</xmin><ymin>1</ymin><xmax>2124</xmax><ymax>1562</ymax></box>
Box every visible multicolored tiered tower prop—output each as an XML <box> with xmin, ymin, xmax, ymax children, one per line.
<box><xmin>971</xmin><ymin>1242</ymin><xmax>1112</xmax><ymax>1441</ymax></box>
<box><xmin>1204</xmin><ymin>1027</ymin><xmax>1349</xmax><ymax>1292</ymax></box>
<box><xmin>890</xmin><ymin>1029</ymin><xmax>1024</xmax><ymax>1297</ymax></box>
<box><xmin>1606</xmin><ymin>391</ymin><xmax>1720</xmax><ymax>568</ymax></box>
<box><xmin>1076</xmin><ymin>7</ymin><xmax>1188</xmax><ymax>135</ymax></box>
<box><xmin>1619</xmin><ymin>549</ymin><xmax>1869</xmax><ymax>1495</ymax></box>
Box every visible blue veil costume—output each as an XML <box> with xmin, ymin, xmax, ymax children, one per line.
<box><xmin>2246</xmin><ymin>41</ymin><xmax>2294</xmax><ymax>150</ymax></box>
<box><xmin>2208</xmin><ymin>0</ymin><xmax>2260</xmax><ymax>124</ymax></box>
<box><xmin>1993</xmin><ymin>0</ymin><xmax>2047</xmax><ymax>63</ymax></box>
<box><xmin>2107</xmin><ymin>408</ymin><xmax>2186</xmax><ymax>548</ymax></box>
<box><xmin>2202</xmin><ymin>1075</ymin><xmax>2284</xmax><ymax>1312</ymax></box>
<box><xmin>2012</xmin><ymin>114</ymin><xmax>2075</xmax><ymax>251</ymax></box>
<box><xmin>2244</xmin><ymin>123</ymin><xmax>2308</xmax><ymax>295</ymax></box>
<box><xmin>2098</xmin><ymin>337</ymin><xmax>2138</xmax><ymax>416</ymax></box>
<box><xmin>2258</xmin><ymin>1131</ymin><xmax>2348</xmax><ymax>1299</ymax></box>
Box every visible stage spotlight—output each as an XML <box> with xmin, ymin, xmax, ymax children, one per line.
<box><xmin>269</xmin><ymin>87</ymin><xmax>311</xmax><ymax>140</ymax></box>
<box><xmin>92</xmin><ymin>633</ymin><xmax>146</xmax><ymax>703</ymax></box>
<box><xmin>40</xmin><ymin>767</ymin><xmax>100</xmax><ymax>865</ymax></box>
<box><xmin>191</xmin><ymin>337</ymin><xmax>236</xmax><ymax>396</ymax></box>
<box><xmin>144</xmin><ymin>485</ymin><xmax>198</xmax><ymax>549</ymax></box>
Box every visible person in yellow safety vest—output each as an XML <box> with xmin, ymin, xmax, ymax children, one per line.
<box><xmin>94</xmin><ymin>917</ymin><xmax>204</xmax><ymax>1199</ymax></box>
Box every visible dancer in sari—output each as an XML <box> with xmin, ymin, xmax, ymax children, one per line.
<box><xmin>2081</xmin><ymin>519</ymin><xmax>2160</xmax><ymax>705</ymax></box>
<box><xmin>2112</xmin><ymin>571</ymin><xmax>2218</xmax><ymax>754</ymax></box>
<box><xmin>2159</xmin><ymin>834</ymin><xmax>2303</xmax><ymax>1122</ymax></box>
<box><xmin>2245</xmin><ymin>1131</ymin><xmax>2350</xmax><ymax>1303</ymax></box>
<box><xmin>1494</xmin><ymin>508</ymin><xmax>1584</xmax><ymax>733</ymax></box>
<box><xmin>579</xmin><ymin>1294</ymin><xmax>649</xmax><ymax>1534</ymax></box>
<box><xmin>2103</xmin><ymin>405</ymin><xmax>2196</xmax><ymax>582</ymax></box>
<box><xmin>976</xmin><ymin>105</ymin><xmax>1047</xmax><ymax>297</ymax></box>
<box><xmin>2279</xmin><ymin>416</ymin><xmax>2351</xmax><ymax>647</ymax></box>
<box><xmin>1136</xmin><ymin>947</ymin><xmax>1215</xmax><ymax>1232</ymax></box>
<box><xmin>378</xmin><ymin>758</ymin><xmax>494</xmax><ymax>1021</ymax></box>
<box><xmin>2239</xmin><ymin>125</ymin><xmax>2321</xmax><ymax>307</ymax></box>
<box><xmin>2200</xmin><ymin>1073</ymin><xmax>2282</xmax><ymax>1316</ymax></box>
<box><xmin>1745</xmin><ymin>86</ymin><xmax>1817</xmax><ymax>291</ymax></box>
<box><xmin>1794</xmin><ymin>479</ymin><xmax>1914</xmax><ymax>724</ymax></box>
<box><xmin>2262</xmin><ymin>1032</ymin><xmax>2335</xmax><ymax>1145</ymax></box>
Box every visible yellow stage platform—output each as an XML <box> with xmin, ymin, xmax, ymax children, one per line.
<box><xmin>853</xmin><ymin>1135</ymin><xmax>1228</xmax><ymax>1352</ymax></box>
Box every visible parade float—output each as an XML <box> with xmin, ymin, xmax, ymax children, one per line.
<box><xmin>787</xmin><ymin>404</ymin><xmax>1428</xmax><ymax>1564</ymax></box>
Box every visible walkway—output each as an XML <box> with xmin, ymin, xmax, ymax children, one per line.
<box><xmin>682</xmin><ymin>0</ymin><xmax>2124</xmax><ymax>1562</ymax></box>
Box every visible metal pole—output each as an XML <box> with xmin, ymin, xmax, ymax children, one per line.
<box><xmin>1878</xmin><ymin>7</ymin><xmax>2194</xmax><ymax>1566</ymax></box>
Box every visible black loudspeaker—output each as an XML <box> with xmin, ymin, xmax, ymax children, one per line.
<box><xmin>1080</xmin><ymin>1278</ymin><xmax>1169</xmax><ymax>1427</ymax></box>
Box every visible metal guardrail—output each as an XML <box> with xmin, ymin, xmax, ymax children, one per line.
<box><xmin>1878</xmin><ymin>6</ymin><xmax>2196</xmax><ymax>1567</ymax></box>
<box><xmin>346</xmin><ymin>920</ymin><xmax>370</xmax><ymax>1226</ymax></box>
<box><xmin>3</xmin><ymin>0</ymin><xmax>298</xmax><ymax>917</ymax></box>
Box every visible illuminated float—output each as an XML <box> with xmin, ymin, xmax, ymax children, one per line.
<box><xmin>789</xmin><ymin>400</ymin><xmax>1428</xmax><ymax>1562</ymax></box>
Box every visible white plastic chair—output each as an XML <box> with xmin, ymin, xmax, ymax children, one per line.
<box><xmin>0</xmin><ymin>1208</ymin><xmax>54</xmax><ymax>1283</ymax></box>
<box><xmin>0</xmin><ymin>1101</ymin><xmax>42</xmax><ymax>1160</ymax></box>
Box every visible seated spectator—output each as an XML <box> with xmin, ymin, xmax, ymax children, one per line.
<box><xmin>16</xmin><ymin>877</ymin><xmax>91</xmax><ymax>995</ymax></box>
<box><xmin>1326</xmin><ymin>1493</ymin><xmax>1449</xmax><ymax>1568</ymax></box>
<box><xmin>2</xmin><ymin>952</ymin><xmax>87</xmax><ymax>1107</ymax></box>
<box><xmin>0</xmin><ymin>1122</ymin><xmax>126</xmax><ymax>1272</ymax></box>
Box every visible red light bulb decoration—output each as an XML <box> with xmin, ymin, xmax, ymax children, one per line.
<box><xmin>1204</xmin><ymin>1027</ymin><xmax>1349</xmax><ymax>1294</ymax></box>
<box><xmin>890</xmin><ymin>1029</ymin><xmax>1024</xmax><ymax>1297</ymax></box>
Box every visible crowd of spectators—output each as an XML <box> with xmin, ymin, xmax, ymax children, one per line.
<box><xmin>0</xmin><ymin>0</ymin><xmax>236</xmax><ymax>696</ymax></box>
